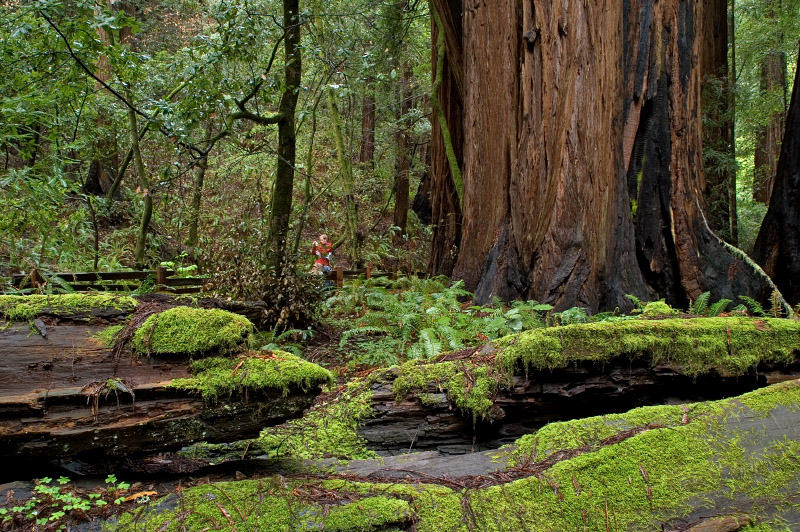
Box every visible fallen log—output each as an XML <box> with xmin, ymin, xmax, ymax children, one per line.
<box><xmin>113</xmin><ymin>379</ymin><xmax>800</xmax><ymax>531</ymax></box>
<box><xmin>0</xmin><ymin>308</ymin><xmax>332</xmax><ymax>472</ymax></box>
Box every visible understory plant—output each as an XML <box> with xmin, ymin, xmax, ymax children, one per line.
<box><xmin>326</xmin><ymin>277</ymin><xmax>551</xmax><ymax>365</ymax></box>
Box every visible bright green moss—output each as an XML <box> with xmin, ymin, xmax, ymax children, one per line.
<box><xmin>132</xmin><ymin>307</ymin><xmax>254</xmax><ymax>356</ymax></box>
<box><xmin>114</xmin><ymin>381</ymin><xmax>800</xmax><ymax>532</ymax></box>
<box><xmin>496</xmin><ymin>317</ymin><xmax>800</xmax><ymax>377</ymax></box>
<box><xmin>258</xmin><ymin>379</ymin><xmax>376</xmax><ymax>460</ymax></box>
<box><xmin>168</xmin><ymin>351</ymin><xmax>333</xmax><ymax>402</ymax></box>
<box><xmin>0</xmin><ymin>293</ymin><xmax>137</xmax><ymax>321</ymax></box>
<box><xmin>390</xmin><ymin>360</ymin><xmax>510</xmax><ymax>421</ymax></box>
<box><xmin>641</xmin><ymin>300</ymin><xmax>676</xmax><ymax>318</ymax></box>
<box><xmin>93</xmin><ymin>324</ymin><xmax>124</xmax><ymax>348</ymax></box>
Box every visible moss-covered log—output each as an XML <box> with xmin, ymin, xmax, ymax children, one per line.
<box><xmin>114</xmin><ymin>380</ymin><xmax>800</xmax><ymax>531</ymax></box>
<box><xmin>0</xmin><ymin>306</ymin><xmax>332</xmax><ymax>469</ymax></box>
<box><xmin>253</xmin><ymin>317</ymin><xmax>800</xmax><ymax>458</ymax></box>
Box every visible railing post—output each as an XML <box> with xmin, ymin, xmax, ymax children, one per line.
<box><xmin>335</xmin><ymin>267</ymin><xmax>344</xmax><ymax>288</ymax></box>
<box><xmin>156</xmin><ymin>266</ymin><xmax>167</xmax><ymax>292</ymax></box>
<box><xmin>391</xmin><ymin>265</ymin><xmax>398</xmax><ymax>280</ymax></box>
<box><xmin>365</xmin><ymin>265</ymin><xmax>371</xmax><ymax>280</ymax></box>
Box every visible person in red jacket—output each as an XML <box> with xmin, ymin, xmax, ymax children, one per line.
<box><xmin>311</xmin><ymin>234</ymin><xmax>333</xmax><ymax>274</ymax></box>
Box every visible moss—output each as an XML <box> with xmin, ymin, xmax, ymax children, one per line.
<box><xmin>167</xmin><ymin>351</ymin><xmax>333</xmax><ymax>402</ymax></box>
<box><xmin>0</xmin><ymin>293</ymin><xmax>137</xmax><ymax>321</ymax></box>
<box><xmin>390</xmin><ymin>359</ymin><xmax>510</xmax><ymax>421</ymax></box>
<box><xmin>131</xmin><ymin>307</ymin><xmax>254</xmax><ymax>356</ymax></box>
<box><xmin>641</xmin><ymin>300</ymin><xmax>676</xmax><ymax>318</ymax></box>
<box><xmin>92</xmin><ymin>324</ymin><xmax>124</xmax><ymax>348</ymax></box>
<box><xmin>114</xmin><ymin>381</ymin><xmax>800</xmax><ymax>531</ymax></box>
<box><xmin>258</xmin><ymin>379</ymin><xmax>376</xmax><ymax>460</ymax></box>
<box><xmin>496</xmin><ymin>317</ymin><xmax>800</xmax><ymax>377</ymax></box>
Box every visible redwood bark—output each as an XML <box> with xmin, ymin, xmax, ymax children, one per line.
<box><xmin>432</xmin><ymin>0</ymin><xmax>768</xmax><ymax>310</ymax></box>
<box><xmin>753</xmin><ymin>44</ymin><xmax>788</xmax><ymax>203</ymax></box>
<box><xmin>700</xmin><ymin>0</ymin><xmax>736</xmax><ymax>243</ymax></box>
<box><xmin>427</xmin><ymin>0</ymin><xmax>463</xmax><ymax>276</ymax></box>
<box><xmin>752</xmin><ymin>51</ymin><xmax>800</xmax><ymax>305</ymax></box>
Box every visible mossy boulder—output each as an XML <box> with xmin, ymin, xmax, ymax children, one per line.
<box><xmin>132</xmin><ymin>307</ymin><xmax>254</xmax><ymax>356</ymax></box>
<box><xmin>168</xmin><ymin>351</ymin><xmax>334</xmax><ymax>402</ymax></box>
<box><xmin>0</xmin><ymin>293</ymin><xmax>137</xmax><ymax>321</ymax></box>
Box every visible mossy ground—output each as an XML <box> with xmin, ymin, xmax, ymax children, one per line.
<box><xmin>112</xmin><ymin>380</ymin><xmax>800</xmax><ymax>532</ymax></box>
<box><xmin>0</xmin><ymin>293</ymin><xmax>137</xmax><ymax>321</ymax></box>
<box><xmin>167</xmin><ymin>350</ymin><xmax>334</xmax><ymax>402</ymax></box>
<box><xmin>131</xmin><ymin>306</ymin><xmax>254</xmax><ymax>356</ymax></box>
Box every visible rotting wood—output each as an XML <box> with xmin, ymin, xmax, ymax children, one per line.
<box><xmin>0</xmin><ymin>323</ymin><xmax>322</xmax><ymax>467</ymax></box>
<box><xmin>357</xmin><ymin>356</ymin><xmax>800</xmax><ymax>454</ymax></box>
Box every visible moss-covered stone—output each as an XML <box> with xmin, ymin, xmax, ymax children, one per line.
<box><xmin>132</xmin><ymin>307</ymin><xmax>254</xmax><ymax>356</ymax></box>
<box><xmin>168</xmin><ymin>351</ymin><xmax>333</xmax><ymax>402</ymax></box>
<box><xmin>258</xmin><ymin>379</ymin><xmax>376</xmax><ymax>460</ymax></box>
<box><xmin>0</xmin><ymin>293</ymin><xmax>137</xmax><ymax>321</ymax></box>
<box><xmin>114</xmin><ymin>380</ymin><xmax>800</xmax><ymax>532</ymax></box>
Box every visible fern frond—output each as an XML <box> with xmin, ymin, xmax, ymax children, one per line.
<box><xmin>691</xmin><ymin>292</ymin><xmax>711</xmax><ymax>315</ymax></box>
<box><xmin>708</xmin><ymin>299</ymin><xmax>732</xmax><ymax>317</ymax></box>
<box><xmin>625</xmin><ymin>294</ymin><xmax>645</xmax><ymax>311</ymax></box>
<box><xmin>339</xmin><ymin>326</ymin><xmax>390</xmax><ymax>347</ymax></box>
<box><xmin>738</xmin><ymin>296</ymin><xmax>766</xmax><ymax>317</ymax></box>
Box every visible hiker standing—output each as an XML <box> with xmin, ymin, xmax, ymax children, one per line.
<box><xmin>311</xmin><ymin>234</ymin><xmax>333</xmax><ymax>274</ymax></box>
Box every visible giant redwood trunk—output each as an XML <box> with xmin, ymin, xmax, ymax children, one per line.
<box><xmin>751</xmin><ymin>53</ymin><xmax>800</xmax><ymax>305</ymax></box>
<box><xmin>432</xmin><ymin>0</ymin><xmax>769</xmax><ymax>311</ymax></box>
<box><xmin>753</xmin><ymin>46</ymin><xmax>788</xmax><ymax>203</ymax></box>
<box><xmin>427</xmin><ymin>0</ymin><xmax>463</xmax><ymax>276</ymax></box>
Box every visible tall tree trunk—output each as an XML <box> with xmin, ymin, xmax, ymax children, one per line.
<box><xmin>431</xmin><ymin>0</ymin><xmax>771</xmax><ymax>311</ymax></box>
<box><xmin>359</xmin><ymin>82</ymin><xmax>376</xmax><ymax>168</ymax></box>
<box><xmin>753</xmin><ymin>0</ymin><xmax>788</xmax><ymax>204</ymax></box>
<box><xmin>266</xmin><ymin>0</ymin><xmax>302</xmax><ymax>276</ymax></box>
<box><xmin>127</xmin><ymin>90</ymin><xmax>151</xmax><ymax>270</ymax></box>
<box><xmin>752</xmin><ymin>50</ymin><xmax>800</xmax><ymax>305</ymax></box>
<box><xmin>700</xmin><ymin>0</ymin><xmax>737</xmax><ymax>244</ymax></box>
<box><xmin>393</xmin><ymin>63</ymin><xmax>412</xmax><ymax>238</ymax></box>
<box><xmin>427</xmin><ymin>0</ymin><xmax>463</xmax><ymax>276</ymax></box>
<box><xmin>186</xmin><ymin>154</ymin><xmax>208</xmax><ymax>257</ymax></box>
<box><xmin>328</xmin><ymin>87</ymin><xmax>360</xmax><ymax>265</ymax></box>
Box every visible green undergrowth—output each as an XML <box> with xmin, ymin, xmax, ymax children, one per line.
<box><xmin>167</xmin><ymin>351</ymin><xmax>333</xmax><ymax>402</ymax></box>
<box><xmin>258</xmin><ymin>379</ymin><xmax>376</xmax><ymax>460</ymax></box>
<box><xmin>387</xmin><ymin>317</ymin><xmax>800</xmax><ymax>421</ymax></box>
<box><xmin>132</xmin><ymin>307</ymin><xmax>254</xmax><ymax>356</ymax></box>
<box><xmin>113</xmin><ymin>380</ymin><xmax>800</xmax><ymax>532</ymax></box>
<box><xmin>0</xmin><ymin>293</ymin><xmax>137</xmax><ymax>321</ymax></box>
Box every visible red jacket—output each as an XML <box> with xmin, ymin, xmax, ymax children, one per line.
<box><xmin>312</xmin><ymin>241</ymin><xmax>333</xmax><ymax>267</ymax></box>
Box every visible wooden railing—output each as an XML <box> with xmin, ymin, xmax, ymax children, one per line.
<box><xmin>7</xmin><ymin>264</ymin><xmax>424</xmax><ymax>294</ymax></box>
<box><xmin>9</xmin><ymin>266</ymin><xmax>205</xmax><ymax>295</ymax></box>
<box><xmin>323</xmin><ymin>264</ymin><xmax>426</xmax><ymax>288</ymax></box>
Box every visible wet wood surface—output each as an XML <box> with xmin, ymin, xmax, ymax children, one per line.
<box><xmin>0</xmin><ymin>321</ymin><xmax>318</xmax><ymax>462</ymax></box>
